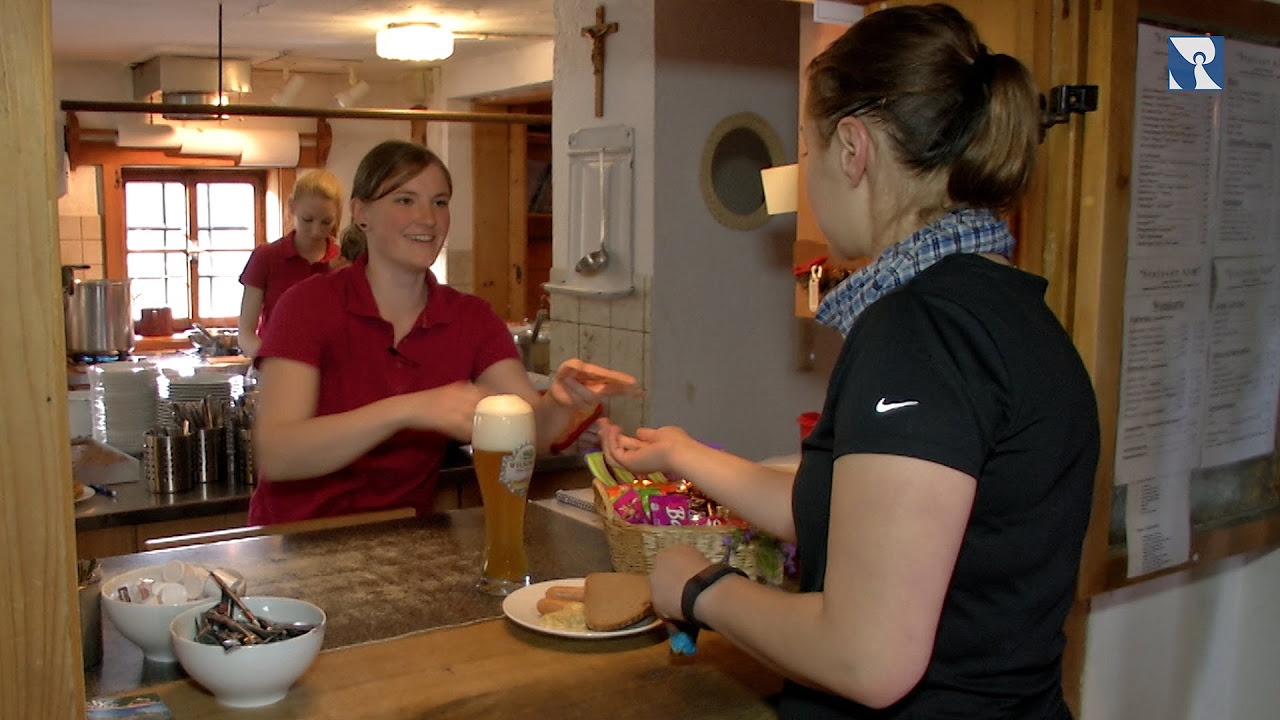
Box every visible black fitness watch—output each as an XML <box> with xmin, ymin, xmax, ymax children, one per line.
<box><xmin>681</xmin><ymin>562</ymin><xmax>748</xmax><ymax>630</ymax></box>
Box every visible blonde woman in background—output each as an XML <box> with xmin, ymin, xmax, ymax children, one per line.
<box><xmin>238</xmin><ymin>169</ymin><xmax>344</xmax><ymax>357</ymax></box>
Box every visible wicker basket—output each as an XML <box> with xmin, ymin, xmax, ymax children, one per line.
<box><xmin>592</xmin><ymin>479</ymin><xmax>760</xmax><ymax>579</ymax></box>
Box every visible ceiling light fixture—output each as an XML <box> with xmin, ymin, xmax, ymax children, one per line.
<box><xmin>377</xmin><ymin>22</ymin><xmax>455</xmax><ymax>62</ymax></box>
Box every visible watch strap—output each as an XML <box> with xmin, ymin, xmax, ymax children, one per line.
<box><xmin>681</xmin><ymin>562</ymin><xmax>748</xmax><ymax>630</ymax></box>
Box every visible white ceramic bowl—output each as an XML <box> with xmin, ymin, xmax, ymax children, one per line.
<box><xmin>100</xmin><ymin>564</ymin><xmax>218</xmax><ymax>662</ymax></box>
<box><xmin>171</xmin><ymin>596</ymin><xmax>326</xmax><ymax>708</ymax></box>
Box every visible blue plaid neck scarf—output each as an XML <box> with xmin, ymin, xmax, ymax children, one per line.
<box><xmin>815</xmin><ymin>208</ymin><xmax>1014</xmax><ymax>336</ymax></box>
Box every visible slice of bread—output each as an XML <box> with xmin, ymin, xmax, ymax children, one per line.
<box><xmin>584</xmin><ymin>572</ymin><xmax>653</xmax><ymax>631</ymax></box>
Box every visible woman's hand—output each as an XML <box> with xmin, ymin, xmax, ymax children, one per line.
<box><xmin>400</xmin><ymin>381</ymin><xmax>488</xmax><ymax>441</ymax></box>
<box><xmin>546</xmin><ymin>358</ymin><xmax>637</xmax><ymax>411</ymax></box>
<box><xmin>650</xmin><ymin>545</ymin><xmax>713</xmax><ymax>621</ymax></box>
<box><xmin>598</xmin><ymin>419</ymin><xmax>694</xmax><ymax>475</ymax></box>
<box><xmin>238</xmin><ymin>333</ymin><xmax>262</xmax><ymax>359</ymax></box>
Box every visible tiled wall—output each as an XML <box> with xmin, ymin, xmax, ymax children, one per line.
<box><xmin>58</xmin><ymin>214</ymin><xmax>105</xmax><ymax>279</ymax></box>
<box><xmin>445</xmin><ymin>248</ymin><xmax>472</xmax><ymax>295</ymax></box>
<box><xmin>547</xmin><ymin>275</ymin><xmax>651</xmax><ymax>433</ymax></box>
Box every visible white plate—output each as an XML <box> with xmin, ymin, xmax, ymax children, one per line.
<box><xmin>74</xmin><ymin>484</ymin><xmax>95</xmax><ymax>503</ymax></box>
<box><xmin>502</xmin><ymin>578</ymin><xmax>662</xmax><ymax>639</ymax></box>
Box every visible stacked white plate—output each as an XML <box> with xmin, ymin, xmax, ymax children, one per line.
<box><xmin>89</xmin><ymin>361</ymin><xmax>160</xmax><ymax>456</ymax></box>
<box><xmin>158</xmin><ymin>370</ymin><xmax>243</xmax><ymax>429</ymax></box>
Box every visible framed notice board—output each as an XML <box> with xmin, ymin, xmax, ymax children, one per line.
<box><xmin>1068</xmin><ymin>0</ymin><xmax>1280</xmax><ymax>597</ymax></box>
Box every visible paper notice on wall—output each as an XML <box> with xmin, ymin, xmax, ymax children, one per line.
<box><xmin>1128</xmin><ymin>25</ymin><xmax>1218</xmax><ymax>259</ymax></box>
<box><xmin>1200</xmin><ymin>256</ymin><xmax>1280</xmax><ymax>467</ymax></box>
<box><xmin>1126</xmin><ymin>474</ymin><xmax>1192</xmax><ymax>578</ymax></box>
<box><xmin>1113</xmin><ymin>255</ymin><xmax>1210</xmax><ymax>484</ymax></box>
<box><xmin>1214</xmin><ymin>40</ymin><xmax>1280</xmax><ymax>257</ymax></box>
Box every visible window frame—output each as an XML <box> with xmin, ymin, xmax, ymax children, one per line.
<box><xmin>115</xmin><ymin>167</ymin><xmax>269</xmax><ymax>330</ymax></box>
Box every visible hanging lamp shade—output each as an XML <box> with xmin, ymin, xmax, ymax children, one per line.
<box><xmin>377</xmin><ymin>22</ymin><xmax>455</xmax><ymax>62</ymax></box>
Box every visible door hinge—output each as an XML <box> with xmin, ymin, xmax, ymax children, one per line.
<box><xmin>1039</xmin><ymin>84</ymin><xmax>1099</xmax><ymax>141</ymax></box>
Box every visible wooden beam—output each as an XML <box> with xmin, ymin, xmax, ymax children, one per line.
<box><xmin>64</xmin><ymin>114</ymin><xmax>330</xmax><ymax>170</ymax></box>
<box><xmin>60</xmin><ymin>100</ymin><xmax>551</xmax><ymax>126</ymax></box>
<box><xmin>508</xmin><ymin>123</ymin><xmax>530</xmax><ymax>321</ymax></box>
<box><xmin>472</xmin><ymin>102</ymin><xmax>513</xmax><ymax>318</ymax></box>
<box><xmin>1</xmin><ymin>0</ymin><xmax>84</xmax><ymax>716</ymax></box>
<box><xmin>1100</xmin><ymin>511</ymin><xmax>1280</xmax><ymax>590</ymax></box>
<box><xmin>1140</xmin><ymin>0</ymin><xmax>1280</xmax><ymax>44</ymax></box>
<box><xmin>1072</xmin><ymin>0</ymin><xmax>1140</xmax><ymax>600</ymax></box>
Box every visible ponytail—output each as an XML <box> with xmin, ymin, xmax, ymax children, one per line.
<box><xmin>339</xmin><ymin>223</ymin><xmax>366</xmax><ymax>262</ymax></box>
<box><xmin>947</xmin><ymin>52</ymin><xmax>1039</xmax><ymax>210</ymax></box>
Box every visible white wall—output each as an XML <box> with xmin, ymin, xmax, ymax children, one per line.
<box><xmin>647</xmin><ymin>0</ymin><xmax>834</xmax><ymax>455</ymax></box>
<box><xmin>1082</xmin><ymin>548</ymin><xmax>1280</xmax><ymax>719</ymax></box>
<box><xmin>439</xmin><ymin>40</ymin><xmax>554</xmax><ymax>101</ymax></box>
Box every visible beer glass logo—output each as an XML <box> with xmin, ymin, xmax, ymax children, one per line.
<box><xmin>499</xmin><ymin>441</ymin><xmax>535</xmax><ymax>495</ymax></box>
<box><xmin>1168</xmin><ymin>36</ymin><xmax>1224</xmax><ymax>91</ymax></box>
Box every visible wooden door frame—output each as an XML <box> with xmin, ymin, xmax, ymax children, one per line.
<box><xmin>471</xmin><ymin>90</ymin><xmax>551</xmax><ymax>323</ymax></box>
<box><xmin>3</xmin><ymin>0</ymin><xmax>86</xmax><ymax>717</ymax></box>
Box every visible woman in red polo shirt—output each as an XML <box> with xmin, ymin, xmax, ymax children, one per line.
<box><xmin>237</xmin><ymin>169</ymin><xmax>344</xmax><ymax>357</ymax></box>
<box><xmin>248</xmin><ymin>140</ymin><xmax>635</xmax><ymax>525</ymax></box>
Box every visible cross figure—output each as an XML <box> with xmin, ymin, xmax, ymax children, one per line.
<box><xmin>581</xmin><ymin>5</ymin><xmax>619</xmax><ymax>118</ymax></box>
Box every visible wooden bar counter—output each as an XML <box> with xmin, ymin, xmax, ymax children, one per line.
<box><xmin>90</xmin><ymin>502</ymin><xmax>782</xmax><ymax>717</ymax></box>
<box><xmin>145</xmin><ymin>618</ymin><xmax>779</xmax><ymax>719</ymax></box>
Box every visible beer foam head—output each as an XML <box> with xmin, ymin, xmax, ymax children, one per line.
<box><xmin>472</xmin><ymin>394</ymin><xmax>535</xmax><ymax>452</ymax></box>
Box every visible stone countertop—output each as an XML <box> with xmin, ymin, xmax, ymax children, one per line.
<box><xmin>74</xmin><ymin>447</ymin><xmax>586</xmax><ymax>531</ymax></box>
<box><xmin>88</xmin><ymin>502</ymin><xmax>614</xmax><ymax>698</ymax></box>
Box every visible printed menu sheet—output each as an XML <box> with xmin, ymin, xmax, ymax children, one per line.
<box><xmin>1201</xmin><ymin>257</ymin><xmax>1280</xmax><ymax>467</ymax></box>
<box><xmin>1118</xmin><ymin>26</ymin><xmax>1280</xmax><ymax>576</ymax></box>
<box><xmin>1127</xmin><ymin>25</ymin><xmax>1217</xmax><ymax>258</ymax></box>
<box><xmin>1114</xmin><ymin>256</ymin><xmax>1209</xmax><ymax>484</ymax></box>
<box><xmin>1126</xmin><ymin>474</ymin><xmax>1192</xmax><ymax>579</ymax></box>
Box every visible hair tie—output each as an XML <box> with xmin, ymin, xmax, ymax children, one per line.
<box><xmin>971</xmin><ymin>49</ymin><xmax>996</xmax><ymax>85</ymax></box>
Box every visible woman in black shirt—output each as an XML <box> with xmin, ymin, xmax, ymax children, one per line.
<box><xmin>599</xmin><ymin>4</ymin><xmax>1100</xmax><ymax>718</ymax></box>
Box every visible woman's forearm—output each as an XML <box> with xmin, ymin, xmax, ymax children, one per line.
<box><xmin>696</xmin><ymin>577</ymin><xmax>919</xmax><ymax>710</ymax></box>
<box><xmin>238</xmin><ymin>332</ymin><xmax>261</xmax><ymax>358</ymax></box>
<box><xmin>670</xmin><ymin>444</ymin><xmax>797</xmax><ymax>541</ymax></box>
<box><xmin>254</xmin><ymin>395</ymin><xmax>411</xmax><ymax>481</ymax></box>
<box><xmin>532</xmin><ymin>393</ymin><xmax>577</xmax><ymax>453</ymax></box>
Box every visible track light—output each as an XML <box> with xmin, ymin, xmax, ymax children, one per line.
<box><xmin>334</xmin><ymin>67</ymin><xmax>371</xmax><ymax>108</ymax></box>
<box><xmin>272</xmin><ymin>69</ymin><xmax>306</xmax><ymax>106</ymax></box>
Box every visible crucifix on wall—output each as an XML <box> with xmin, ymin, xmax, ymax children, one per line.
<box><xmin>581</xmin><ymin>5</ymin><xmax>619</xmax><ymax>118</ymax></box>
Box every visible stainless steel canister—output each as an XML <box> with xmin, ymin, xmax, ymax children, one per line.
<box><xmin>143</xmin><ymin>430</ymin><xmax>193</xmax><ymax>494</ymax></box>
<box><xmin>78</xmin><ymin>570</ymin><xmax>102</xmax><ymax>668</ymax></box>
<box><xmin>223</xmin><ymin>422</ymin><xmax>240</xmax><ymax>486</ymax></box>
<box><xmin>237</xmin><ymin>427</ymin><xmax>256</xmax><ymax>486</ymax></box>
<box><xmin>191</xmin><ymin>426</ymin><xmax>225</xmax><ymax>485</ymax></box>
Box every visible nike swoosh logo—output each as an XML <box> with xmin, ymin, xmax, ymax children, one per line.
<box><xmin>875</xmin><ymin>398</ymin><xmax>919</xmax><ymax>413</ymax></box>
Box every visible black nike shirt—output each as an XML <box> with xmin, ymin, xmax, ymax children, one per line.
<box><xmin>783</xmin><ymin>254</ymin><xmax>1099</xmax><ymax>719</ymax></box>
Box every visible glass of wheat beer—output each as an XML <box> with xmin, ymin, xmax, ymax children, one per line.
<box><xmin>473</xmin><ymin>394</ymin><xmax>537</xmax><ymax>596</ymax></box>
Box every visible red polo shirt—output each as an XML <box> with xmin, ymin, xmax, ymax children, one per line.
<box><xmin>238</xmin><ymin>231</ymin><xmax>340</xmax><ymax>333</ymax></box>
<box><xmin>247</xmin><ymin>255</ymin><xmax>520</xmax><ymax>524</ymax></box>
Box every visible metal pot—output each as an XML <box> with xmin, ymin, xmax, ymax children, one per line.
<box><xmin>64</xmin><ymin>278</ymin><xmax>135</xmax><ymax>355</ymax></box>
<box><xmin>189</xmin><ymin>324</ymin><xmax>240</xmax><ymax>356</ymax></box>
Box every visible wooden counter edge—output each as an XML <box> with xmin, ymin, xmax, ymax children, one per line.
<box><xmin>141</xmin><ymin>617</ymin><xmax>782</xmax><ymax>719</ymax></box>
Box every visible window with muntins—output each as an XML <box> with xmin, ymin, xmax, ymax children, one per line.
<box><xmin>122</xmin><ymin>168</ymin><xmax>265</xmax><ymax>328</ymax></box>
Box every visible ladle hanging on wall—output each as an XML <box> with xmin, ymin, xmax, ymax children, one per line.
<box><xmin>575</xmin><ymin>148</ymin><xmax>610</xmax><ymax>276</ymax></box>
